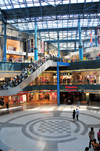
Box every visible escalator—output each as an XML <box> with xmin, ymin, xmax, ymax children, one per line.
<box><xmin>0</xmin><ymin>60</ymin><xmax>57</xmax><ymax>96</ymax></box>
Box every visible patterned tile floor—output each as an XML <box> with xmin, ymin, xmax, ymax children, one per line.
<box><xmin>0</xmin><ymin>104</ymin><xmax>100</xmax><ymax>151</ymax></box>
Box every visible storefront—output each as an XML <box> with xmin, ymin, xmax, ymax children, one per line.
<box><xmin>60</xmin><ymin>91</ymin><xmax>86</xmax><ymax>104</ymax></box>
<box><xmin>28</xmin><ymin>90</ymin><xmax>57</xmax><ymax>105</ymax></box>
<box><xmin>7</xmin><ymin>39</ymin><xmax>26</xmax><ymax>62</ymax></box>
<box><xmin>8</xmin><ymin>94</ymin><xmax>27</xmax><ymax>104</ymax></box>
<box><xmin>37</xmin><ymin>73</ymin><xmax>53</xmax><ymax>85</ymax></box>
<box><xmin>60</xmin><ymin>73</ymin><xmax>72</xmax><ymax>84</ymax></box>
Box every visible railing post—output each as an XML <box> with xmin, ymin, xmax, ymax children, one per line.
<box><xmin>57</xmin><ymin>65</ymin><xmax>60</xmax><ymax>105</ymax></box>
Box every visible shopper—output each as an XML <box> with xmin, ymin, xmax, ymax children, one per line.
<box><xmin>72</xmin><ymin>110</ymin><xmax>76</xmax><ymax>119</ymax></box>
<box><xmin>6</xmin><ymin>102</ymin><xmax>9</xmax><ymax>110</ymax></box>
<box><xmin>30</xmin><ymin>58</ymin><xmax>32</xmax><ymax>63</ymax></box>
<box><xmin>76</xmin><ymin>109</ymin><xmax>79</xmax><ymax>120</ymax></box>
<box><xmin>92</xmin><ymin>139</ymin><xmax>99</xmax><ymax>150</ymax></box>
<box><xmin>87</xmin><ymin>99</ymin><xmax>89</xmax><ymax>105</ymax></box>
<box><xmin>89</xmin><ymin>127</ymin><xmax>95</xmax><ymax>148</ymax></box>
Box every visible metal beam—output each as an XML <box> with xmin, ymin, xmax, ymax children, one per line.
<box><xmin>44</xmin><ymin>39</ymin><xmax>91</xmax><ymax>43</ymax></box>
<box><xmin>2</xmin><ymin>2</ymin><xmax>100</xmax><ymax>21</ymax></box>
<box><xmin>22</xmin><ymin>26</ymin><xmax>97</xmax><ymax>33</ymax></box>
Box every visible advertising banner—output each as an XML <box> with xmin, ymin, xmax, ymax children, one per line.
<box><xmin>42</xmin><ymin>41</ymin><xmax>44</xmax><ymax>53</ymax></box>
<box><xmin>97</xmin><ymin>27</ymin><xmax>100</xmax><ymax>45</ymax></box>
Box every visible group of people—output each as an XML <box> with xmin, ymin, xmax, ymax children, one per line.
<box><xmin>0</xmin><ymin>59</ymin><xmax>45</xmax><ymax>89</ymax></box>
<box><xmin>72</xmin><ymin>109</ymin><xmax>79</xmax><ymax>120</ymax></box>
<box><xmin>85</xmin><ymin>127</ymin><xmax>100</xmax><ymax>151</ymax></box>
<box><xmin>0</xmin><ymin>55</ymin><xmax>64</xmax><ymax>90</ymax></box>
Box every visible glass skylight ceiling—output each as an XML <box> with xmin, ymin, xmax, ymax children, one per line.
<box><xmin>0</xmin><ymin>0</ymin><xmax>100</xmax><ymax>9</ymax></box>
<box><xmin>0</xmin><ymin>0</ymin><xmax>100</xmax><ymax>50</ymax></box>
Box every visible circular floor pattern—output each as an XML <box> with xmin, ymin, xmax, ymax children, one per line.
<box><xmin>22</xmin><ymin>116</ymin><xmax>88</xmax><ymax>143</ymax></box>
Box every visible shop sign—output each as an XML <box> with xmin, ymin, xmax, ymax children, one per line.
<box><xmin>60</xmin><ymin>73</ymin><xmax>71</xmax><ymax>76</ymax></box>
<box><xmin>7</xmin><ymin>50</ymin><xmax>26</xmax><ymax>56</ymax></box>
<box><xmin>62</xmin><ymin>89</ymin><xmax>80</xmax><ymax>92</ymax></box>
<box><xmin>61</xmin><ymin>86</ymin><xmax>80</xmax><ymax>92</ymax></box>
<box><xmin>64</xmin><ymin>86</ymin><xmax>80</xmax><ymax>89</ymax></box>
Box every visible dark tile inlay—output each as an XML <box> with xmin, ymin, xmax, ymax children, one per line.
<box><xmin>43</xmin><ymin>142</ymin><xmax>58</xmax><ymax>151</ymax></box>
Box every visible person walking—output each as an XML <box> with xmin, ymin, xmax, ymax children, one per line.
<box><xmin>76</xmin><ymin>109</ymin><xmax>79</xmax><ymax>120</ymax></box>
<box><xmin>6</xmin><ymin>102</ymin><xmax>9</xmax><ymax>110</ymax></box>
<box><xmin>87</xmin><ymin>99</ymin><xmax>89</xmax><ymax>105</ymax></box>
<box><xmin>72</xmin><ymin>110</ymin><xmax>76</xmax><ymax>120</ymax></box>
<box><xmin>89</xmin><ymin>127</ymin><xmax>95</xmax><ymax>148</ymax></box>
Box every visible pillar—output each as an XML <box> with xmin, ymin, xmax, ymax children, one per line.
<box><xmin>34</xmin><ymin>19</ymin><xmax>38</xmax><ymax>60</ymax></box>
<box><xmin>57</xmin><ymin>32</ymin><xmax>60</xmax><ymax>57</ymax></box>
<box><xmin>75</xmin><ymin>41</ymin><xmax>76</xmax><ymax>51</ymax></box>
<box><xmin>4</xmin><ymin>23</ymin><xmax>6</xmax><ymax>62</ymax></box>
<box><xmin>57</xmin><ymin>65</ymin><xmax>60</xmax><ymax>106</ymax></box>
<box><xmin>78</xmin><ymin>17</ymin><xmax>83</xmax><ymax>60</ymax></box>
<box><xmin>26</xmin><ymin>40</ymin><xmax>28</xmax><ymax>59</ymax></box>
<box><xmin>95</xmin><ymin>29</ymin><xmax>98</xmax><ymax>47</ymax></box>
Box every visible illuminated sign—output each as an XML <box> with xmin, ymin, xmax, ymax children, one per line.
<box><xmin>65</xmin><ymin>86</ymin><xmax>78</xmax><ymax>89</ymax></box>
<box><xmin>65</xmin><ymin>89</ymin><xmax>77</xmax><ymax>91</ymax></box>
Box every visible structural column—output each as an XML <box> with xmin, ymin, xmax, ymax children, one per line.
<box><xmin>57</xmin><ymin>65</ymin><xmax>60</xmax><ymax>106</ymax></box>
<box><xmin>75</xmin><ymin>41</ymin><xmax>76</xmax><ymax>51</ymax></box>
<box><xmin>95</xmin><ymin>29</ymin><xmax>98</xmax><ymax>47</ymax></box>
<box><xmin>34</xmin><ymin>19</ymin><xmax>38</xmax><ymax>60</ymax></box>
<box><xmin>4</xmin><ymin>23</ymin><xmax>6</xmax><ymax>62</ymax></box>
<box><xmin>78</xmin><ymin>17</ymin><xmax>83</xmax><ymax>60</ymax></box>
<box><xmin>57</xmin><ymin>31</ymin><xmax>60</xmax><ymax>57</ymax></box>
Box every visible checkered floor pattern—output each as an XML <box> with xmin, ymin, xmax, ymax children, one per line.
<box><xmin>37</xmin><ymin>120</ymin><xmax>71</xmax><ymax>134</ymax></box>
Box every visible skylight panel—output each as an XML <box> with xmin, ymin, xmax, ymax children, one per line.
<box><xmin>27</xmin><ymin>3</ymin><xmax>33</xmax><ymax>7</ymax></box>
<box><xmin>14</xmin><ymin>5</ymin><xmax>20</xmax><ymax>8</ymax></box>
<box><xmin>71</xmin><ymin>0</ymin><xmax>77</xmax><ymax>3</ymax></box>
<box><xmin>7</xmin><ymin>6</ymin><xmax>12</xmax><ymax>9</ymax></box>
<box><xmin>19</xmin><ymin>0</ymin><xmax>23</xmax><ymax>2</ymax></box>
<box><xmin>94</xmin><ymin>22</ymin><xmax>98</xmax><ymax>26</ymax></box>
<box><xmin>63</xmin><ymin>0</ymin><xmax>69</xmax><ymax>4</ymax></box>
<box><xmin>20</xmin><ymin>4</ymin><xmax>26</xmax><ymax>8</ymax></box>
<box><xmin>5</xmin><ymin>0</ymin><xmax>9</xmax><ymax>3</ymax></box>
<box><xmin>41</xmin><ymin>2</ymin><xmax>48</xmax><ymax>6</ymax></box>
<box><xmin>78</xmin><ymin>0</ymin><xmax>84</xmax><ymax>3</ymax></box>
<box><xmin>93</xmin><ymin>0</ymin><xmax>99</xmax><ymax>1</ymax></box>
<box><xmin>1</xmin><ymin>6</ymin><xmax>7</xmax><ymax>10</ymax></box>
<box><xmin>86</xmin><ymin>0</ymin><xmax>92</xmax><ymax>2</ymax></box>
<box><xmin>0</xmin><ymin>0</ymin><xmax>4</xmax><ymax>4</ymax></box>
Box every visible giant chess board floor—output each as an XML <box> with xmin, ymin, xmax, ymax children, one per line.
<box><xmin>0</xmin><ymin>105</ymin><xmax>100</xmax><ymax>151</ymax></box>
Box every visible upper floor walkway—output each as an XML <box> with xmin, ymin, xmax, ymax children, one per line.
<box><xmin>0</xmin><ymin>59</ymin><xmax>100</xmax><ymax>72</ymax></box>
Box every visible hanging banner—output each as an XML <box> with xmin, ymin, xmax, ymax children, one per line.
<box><xmin>42</xmin><ymin>41</ymin><xmax>44</xmax><ymax>53</ymax></box>
<box><xmin>97</xmin><ymin>27</ymin><xmax>100</xmax><ymax>45</ymax></box>
<box><xmin>45</xmin><ymin>42</ymin><xmax>47</xmax><ymax>52</ymax></box>
<box><xmin>90</xmin><ymin>30</ymin><xmax>93</xmax><ymax>47</ymax></box>
<box><xmin>38</xmin><ymin>39</ymin><xmax>40</xmax><ymax>53</ymax></box>
<box><xmin>28</xmin><ymin>40</ymin><xmax>30</xmax><ymax>52</ymax></box>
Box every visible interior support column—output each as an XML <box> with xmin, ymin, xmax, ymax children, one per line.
<box><xmin>4</xmin><ymin>23</ymin><xmax>6</xmax><ymax>62</ymax></box>
<box><xmin>95</xmin><ymin>29</ymin><xmax>98</xmax><ymax>47</ymax></box>
<box><xmin>57</xmin><ymin>32</ymin><xmax>60</xmax><ymax>57</ymax></box>
<box><xmin>57</xmin><ymin>65</ymin><xmax>60</xmax><ymax>106</ymax></box>
<box><xmin>78</xmin><ymin>17</ymin><xmax>83</xmax><ymax>60</ymax></box>
<box><xmin>34</xmin><ymin>18</ymin><xmax>38</xmax><ymax>60</ymax></box>
<box><xmin>75</xmin><ymin>41</ymin><xmax>76</xmax><ymax>51</ymax></box>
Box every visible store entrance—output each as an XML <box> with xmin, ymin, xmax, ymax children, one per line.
<box><xmin>60</xmin><ymin>92</ymin><xmax>82</xmax><ymax>105</ymax></box>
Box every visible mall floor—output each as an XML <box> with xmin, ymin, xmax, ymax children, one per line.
<box><xmin>0</xmin><ymin>102</ymin><xmax>100</xmax><ymax>151</ymax></box>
